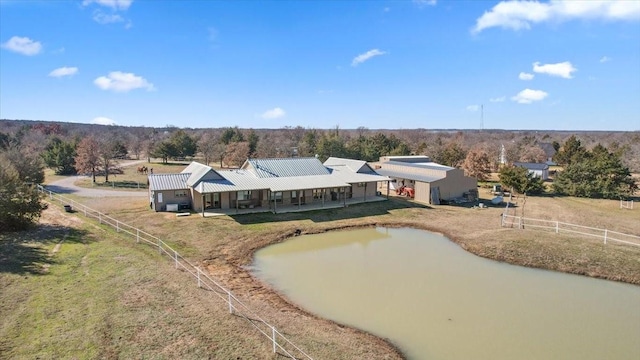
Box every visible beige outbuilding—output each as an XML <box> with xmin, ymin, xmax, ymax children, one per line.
<box><xmin>374</xmin><ymin>156</ymin><xmax>477</xmax><ymax>205</ymax></box>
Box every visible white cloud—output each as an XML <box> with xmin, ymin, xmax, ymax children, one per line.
<box><xmin>351</xmin><ymin>49</ymin><xmax>386</xmax><ymax>66</ymax></box>
<box><xmin>261</xmin><ymin>107</ymin><xmax>286</xmax><ymax>119</ymax></box>
<box><xmin>94</xmin><ymin>71</ymin><xmax>155</xmax><ymax>92</ymax></box>
<box><xmin>490</xmin><ymin>96</ymin><xmax>506</xmax><ymax>102</ymax></box>
<box><xmin>599</xmin><ymin>56</ymin><xmax>611</xmax><ymax>63</ymax></box>
<box><xmin>48</xmin><ymin>67</ymin><xmax>78</xmax><ymax>78</ymax></box>
<box><xmin>82</xmin><ymin>0</ymin><xmax>132</xmax><ymax>10</ymax></box>
<box><xmin>466</xmin><ymin>105</ymin><xmax>480</xmax><ymax>112</ymax></box>
<box><xmin>511</xmin><ymin>88</ymin><xmax>548</xmax><ymax>104</ymax></box>
<box><xmin>413</xmin><ymin>0</ymin><xmax>437</xmax><ymax>7</ymax></box>
<box><xmin>533</xmin><ymin>61</ymin><xmax>577</xmax><ymax>79</ymax></box>
<box><xmin>473</xmin><ymin>0</ymin><xmax>640</xmax><ymax>33</ymax></box>
<box><xmin>92</xmin><ymin>117</ymin><xmax>117</xmax><ymax>125</ymax></box>
<box><xmin>93</xmin><ymin>10</ymin><xmax>124</xmax><ymax>24</ymax></box>
<box><xmin>519</xmin><ymin>72</ymin><xmax>535</xmax><ymax>80</ymax></box>
<box><xmin>1</xmin><ymin>36</ymin><xmax>42</xmax><ymax>56</ymax></box>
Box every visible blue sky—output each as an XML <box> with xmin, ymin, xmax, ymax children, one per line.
<box><xmin>1</xmin><ymin>0</ymin><xmax>639</xmax><ymax>130</ymax></box>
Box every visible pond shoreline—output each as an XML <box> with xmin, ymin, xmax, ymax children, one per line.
<box><xmin>205</xmin><ymin>214</ymin><xmax>639</xmax><ymax>360</ymax></box>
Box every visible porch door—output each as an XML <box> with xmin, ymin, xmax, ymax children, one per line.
<box><xmin>205</xmin><ymin>193</ymin><xmax>221</xmax><ymax>209</ymax></box>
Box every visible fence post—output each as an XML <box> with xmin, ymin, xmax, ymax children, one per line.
<box><xmin>174</xmin><ymin>250</ymin><xmax>178</xmax><ymax>269</ymax></box>
<box><xmin>99</xmin><ymin>213</ymin><xmax>102</xmax><ymax>224</ymax></box>
<box><xmin>49</xmin><ymin>191</ymin><xmax>53</xmax><ymax>200</ymax></box>
<box><xmin>555</xmin><ymin>221</ymin><xmax>559</xmax><ymax>234</ymax></box>
<box><xmin>604</xmin><ymin>229</ymin><xmax>608</xmax><ymax>245</ymax></box>
<box><xmin>84</xmin><ymin>206</ymin><xmax>87</xmax><ymax>216</ymax></box>
<box><xmin>272</xmin><ymin>325</ymin><xmax>277</xmax><ymax>353</ymax></box>
<box><xmin>197</xmin><ymin>267</ymin><xmax>201</xmax><ymax>288</ymax></box>
<box><xmin>228</xmin><ymin>290</ymin><xmax>233</xmax><ymax>314</ymax></box>
<box><xmin>136</xmin><ymin>229</ymin><xmax>140</xmax><ymax>243</ymax></box>
<box><xmin>518</xmin><ymin>216</ymin><xmax>522</xmax><ymax>230</ymax></box>
<box><xmin>116</xmin><ymin>221</ymin><xmax>119</xmax><ymax>232</ymax></box>
<box><xmin>158</xmin><ymin>238</ymin><xmax>161</xmax><ymax>254</ymax></box>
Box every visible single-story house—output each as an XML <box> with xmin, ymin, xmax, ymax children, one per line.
<box><xmin>148</xmin><ymin>157</ymin><xmax>390</xmax><ymax>215</ymax></box>
<box><xmin>373</xmin><ymin>155</ymin><xmax>477</xmax><ymax>205</ymax></box>
<box><xmin>513</xmin><ymin>162</ymin><xmax>549</xmax><ymax>180</ymax></box>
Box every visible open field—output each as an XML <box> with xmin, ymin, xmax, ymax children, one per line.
<box><xmin>3</xmin><ymin>185</ymin><xmax>639</xmax><ymax>359</ymax></box>
<box><xmin>73</xmin><ymin>160</ymin><xmax>194</xmax><ymax>189</ymax></box>
<box><xmin>0</xmin><ymin>206</ymin><xmax>286</xmax><ymax>359</ymax></box>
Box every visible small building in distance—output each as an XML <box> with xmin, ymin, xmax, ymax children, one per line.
<box><xmin>373</xmin><ymin>155</ymin><xmax>477</xmax><ymax>205</ymax></box>
<box><xmin>513</xmin><ymin>162</ymin><xmax>550</xmax><ymax>180</ymax></box>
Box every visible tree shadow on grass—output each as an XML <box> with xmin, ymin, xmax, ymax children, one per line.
<box><xmin>230</xmin><ymin>198</ymin><xmax>431</xmax><ymax>225</ymax></box>
<box><xmin>0</xmin><ymin>224</ymin><xmax>90</xmax><ymax>275</ymax></box>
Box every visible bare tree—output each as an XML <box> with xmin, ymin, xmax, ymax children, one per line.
<box><xmin>224</xmin><ymin>142</ymin><xmax>250</xmax><ymax>167</ymax></box>
<box><xmin>463</xmin><ymin>147</ymin><xmax>492</xmax><ymax>181</ymax></box>
<box><xmin>198</xmin><ymin>131</ymin><xmax>219</xmax><ymax>165</ymax></box>
<box><xmin>520</xmin><ymin>145</ymin><xmax>547</xmax><ymax>163</ymax></box>
<box><xmin>99</xmin><ymin>138</ymin><xmax>120</xmax><ymax>182</ymax></box>
<box><xmin>75</xmin><ymin>136</ymin><xmax>101</xmax><ymax>183</ymax></box>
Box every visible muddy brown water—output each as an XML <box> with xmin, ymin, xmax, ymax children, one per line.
<box><xmin>253</xmin><ymin>227</ymin><xmax>640</xmax><ymax>360</ymax></box>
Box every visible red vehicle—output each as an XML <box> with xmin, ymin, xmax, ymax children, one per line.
<box><xmin>396</xmin><ymin>186</ymin><xmax>415</xmax><ymax>198</ymax></box>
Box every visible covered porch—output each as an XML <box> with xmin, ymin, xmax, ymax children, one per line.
<box><xmin>201</xmin><ymin>194</ymin><xmax>388</xmax><ymax>217</ymax></box>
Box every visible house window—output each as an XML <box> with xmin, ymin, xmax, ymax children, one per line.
<box><xmin>175</xmin><ymin>190</ymin><xmax>188</xmax><ymax>197</ymax></box>
<box><xmin>291</xmin><ymin>190</ymin><xmax>298</xmax><ymax>199</ymax></box>
<box><xmin>270</xmin><ymin>191</ymin><xmax>283</xmax><ymax>203</ymax></box>
<box><xmin>357</xmin><ymin>182</ymin><xmax>366</xmax><ymax>187</ymax></box>
<box><xmin>313</xmin><ymin>189</ymin><xmax>323</xmax><ymax>199</ymax></box>
<box><xmin>238</xmin><ymin>190</ymin><xmax>252</xmax><ymax>201</ymax></box>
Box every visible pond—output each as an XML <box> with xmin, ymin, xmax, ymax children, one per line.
<box><xmin>253</xmin><ymin>227</ymin><xmax>640</xmax><ymax>360</ymax></box>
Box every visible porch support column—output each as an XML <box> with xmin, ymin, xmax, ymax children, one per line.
<box><xmin>322</xmin><ymin>188</ymin><xmax>325</xmax><ymax>208</ymax></box>
<box><xmin>201</xmin><ymin>194</ymin><xmax>205</xmax><ymax>217</ymax></box>
<box><xmin>235</xmin><ymin>192</ymin><xmax>239</xmax><ymax>214</ymax></box>
<box><xmin>273</xmin><ymin>191</ymin><xmax>277</xmax><ymax>214</ymax></box>
<box><xmin>343</xmin><ymin>186</ymin><xmax>346</xmax><ymax>207</ymax></box>
<box><xmin>386</xmin><ymin>181</ymin><xmax>390</xmax><ymax>199</ymax></box>
<box><xmin>364</xmin><ymin>183</ymin><xmax>367</xmax><ymax>202</ymax></box>
<box><xmin>298</xmin><ymin>190</ymin><xmax>301</xmax><ymax>209</ymax></box>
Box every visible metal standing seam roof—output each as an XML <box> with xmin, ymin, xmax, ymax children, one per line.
<box><xmin>148</xmin><ymin>173</ymin><xmax>191</xmax><ymax>191</ymax></box>
<box><xmin>246</xmin><ymin>157</ymin><xmax>330</xmax><ymax>178</ymax></box>
<box><xmin>195</xmin><ymin>169</ymin><xmax>270</xmax><ymax>193</ymax></box>
<box><xmin>326</xmin><ymin>166</ymin><xmax>390</xmax><ymax>183</ymax></box>
<box><xmin>514</xmin><ymin>162</ymin><xmax>549</xmax><ymax>170</ymax></box>
<box><xmin>384</xmin><ymin>160</ymin><xmax>454</xmax><ymax>171</ymax></box>
<box><xmin>157</xmin><ymin>159</ymin><xmax>390</xmax><ymax>194</ymax></box>
<box><xmin>181</xmin><ymin>161</ymin><xmax>219</xmax><ymax>187</ymax></box>
<box><xmin>375</xmin><ymin>168</ymin><xmax>446</xmax><ymax>183</ymax></box>
<box><xmin>324</xmin><ymin>157</ymin><xmax>371</xmax><ymax>173</ymax></box>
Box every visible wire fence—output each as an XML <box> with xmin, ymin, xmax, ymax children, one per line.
<box><xmin>501</xmin><ymin>213</ymin><xmax>640</xmax><ymax>248</ymax></box>
<box><xmin>37</xmin><ymin>185</ymin><xmax>313</xmax><ymax>360</ymax></box>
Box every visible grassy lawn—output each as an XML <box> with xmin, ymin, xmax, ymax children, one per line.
<box><xmin>0</xmin><ymin>206</ymin><xmax>283</xmax><ymax>359</ymax></box>
<box><xmin>72</xmin><ymin>160</ymin><xmax>191</xmax><ymax>190</ymax></box>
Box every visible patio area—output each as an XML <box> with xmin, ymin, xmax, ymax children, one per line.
<box><xmin>201</xmin><ymin>195</ymin><xmax>388</xmax><ymax>217</ymax></box>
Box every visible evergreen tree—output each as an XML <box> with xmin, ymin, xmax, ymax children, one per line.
<box><xmin>499</xmin><ymin>165</ymin><xmax>544</xmax><ymax>195</ymax></box>
<box><xmin>553</xmin><ymin>143</ymin><xmax>636</xmax><ymax>199</ymax></box>
<box><xmin>0</xmin><ymin>151</ymin><xmax>47</xmax><ymax>231</ymax></box>
<box><xmin>553</xmin><ymin>135</ymin><xmax>587</xmax><ymax>166</ymax></box>
<box><xmin>42</xmin><ymin>137</ymin><xmax>77</xmax><ymax>175</ymax></box>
